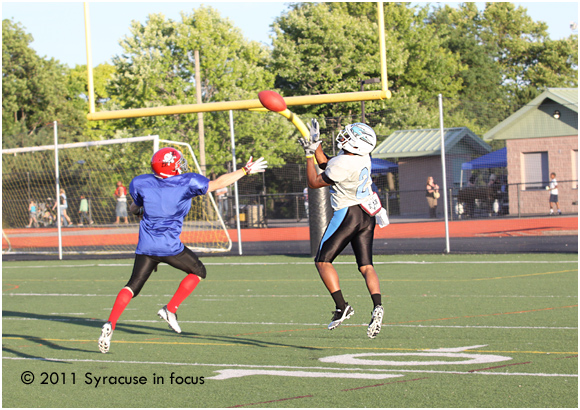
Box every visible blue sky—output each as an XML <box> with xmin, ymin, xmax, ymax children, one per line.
<box><xmin>2</xmin><ymin>2</ymin><xmax>578</xmax><ymax>68</ymax></box>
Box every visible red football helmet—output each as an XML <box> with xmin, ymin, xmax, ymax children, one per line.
<box><xmin>151</xmin><ymin>147</ymin><xmax>188</xmax><ymax>179</ymax></box>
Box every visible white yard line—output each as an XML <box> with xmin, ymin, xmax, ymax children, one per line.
<box><xmin>2</xmin><ymin>356</ymin><xmax>577</xmax><ymax>378</ymax></box>
<box><xmin>2</xmin><ymin>260</ymin><xmax>578</xmax><ymax>269</ymax></box>
<box><xmin>2</xmin><ymin>316</ymin><xmax>577</xmax><ymax>330</ymax></box>
<box><xmin>3</xmin><ymin>292</ymin><xmax>577</xmax><ymax>299</ymax></box>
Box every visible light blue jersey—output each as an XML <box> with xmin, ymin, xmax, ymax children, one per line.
<box><xmin>324</xmin><ymin>151</ymin><xmax>373</xmax><ymax>211</ymax></box>
<box><xmin>130</xmin><ymin>173</ymin><xmax>209</xmax><ymax>256</ymax></box>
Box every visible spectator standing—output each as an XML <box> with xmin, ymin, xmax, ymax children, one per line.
<box><xmin>78</xmin><ymin>195</ymin><xmax>94</xmax><ymax>225</ymax></box>
<box><xmin>52</xmin><ymin>189</ymin><xmax>73</xmax><ymax>226</ymax></box>
<box><xmin>425</xmin><ymin>176</ymin><xmax>440</xmax><ymax>218</ymax></box>
<box><xmin>114</xmin><ymin>181</ymin><xmax>129</xmax><ymax>224</ymax></box>
<box><xmin>26</xmin><ymin>200</ymin><xmax>39</xmax><ymax>228</ymax></box>
<box><xmin>547</xmin><ymin>172</ymin><xmax>561</xmax><ymax>215</ymax></box>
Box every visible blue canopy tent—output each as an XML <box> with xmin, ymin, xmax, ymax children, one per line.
<box><xmin>371</xmin><ymin>158</ymin><xmax>398</xmax><ymax>175</ymax></box>
<box><xmin>461</xmin><ymin>147</ymin><xmax>507</xmax><ymax>171</ymax></box>
<box><xmin>460</xmin><ymin>147</ymin><xmax>507</xmax><ymax>187</ymax></box>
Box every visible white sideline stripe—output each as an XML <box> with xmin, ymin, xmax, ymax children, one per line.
<box><xmin>2</xmin><ymin>356</ymin><xmax>577</xmax><ymax>378</ymax></box>
<box><xmin>2</xmin><ymin>317</ymin><xmax>576</xmax><ymax>330</ymax></box>
<box><xmin>3</xmin><ymin>293</ymin><xmax>576</xmax><ymax>299</ymax></box>
<box><xmin>3</xmin><ymin>293</ymin><xmax>155</xmax><ymax>297</ymax></box>
<box><xmin>2</xmin><ymin>260</ymin><xmax>578</xmax><ymax>269</ymax></box>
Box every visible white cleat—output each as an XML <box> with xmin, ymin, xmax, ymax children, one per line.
<box><xmin>98</xmin><ymin>322</ymin><xmax>113</xmax><ymax>353</ymax></box>
<box><xmin>367</xmin><ymin>305</ymin><xmax>384</xmax><ymax>339</ymax></box>
<box><xmin>157</xmin><ymin>305</ymin><xmax>181</xmax><ymax>333</ymax></box>
<box><xmin>328</xmin><ymin>303</ymin><xmax>354</xmax><ymax>330</ymax></box>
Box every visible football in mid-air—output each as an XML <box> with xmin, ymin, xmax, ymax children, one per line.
<box><xmin>258</xmin><ymin>90</ymin><xmax>287</xmax><ymax>112</ymax></box>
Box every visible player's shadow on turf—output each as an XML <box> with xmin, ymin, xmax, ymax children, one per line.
<box><xmin>2</xmin><ymin>310</ymin><xmax>170</xmax><ymax>336</ymax></box>
<box><xmin>2</xmin><ymin>334</ymin><xmax>96</xmax><ymax>355</ymax></box>
<box><xmin>2</xmin><ymin>346</ymin><xmax>73</xmax><ymax>362</ymax></box>
<box><xmin>179</xmin><ymin>332</ymin><xmax>322</xmax><ymax>351</ymax></box>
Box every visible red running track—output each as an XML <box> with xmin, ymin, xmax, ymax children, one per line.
<box><xmin>3</xmin><ymin>217</ymin><xmax>577</xmax><ymax>250</ymax></box>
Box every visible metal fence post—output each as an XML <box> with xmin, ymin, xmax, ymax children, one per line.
<box><xmin>517</xmin><ymin>183</ymin><xmax>521</xmax><ymax>218</ymax></box>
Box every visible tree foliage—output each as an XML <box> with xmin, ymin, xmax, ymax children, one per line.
<box><xmin>2</xmin><ymin>19</ymin><xmax>86</xmax><ymax>148</ymax></box>
<box><xmin>429</xmin><ymin>2</ymin><xmax>578</xmax><ymax>107</ymax></box>
<box><xmin>2</xmin><ymin>3</ymin><xmax>578</xmax><ymax>157</ymax></box>
<box><xmin>104</xmin><ymin>6</ymin><xmax>298</xmax><ymax>172</ymax></box>
<box><xmin>271</xmin><ymin>2</ymin><xmax>465</xmax><ymax>134</ymax></box>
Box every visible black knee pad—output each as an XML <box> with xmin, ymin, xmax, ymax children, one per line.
<box><xmin>193</xmin><ymin>259</ymin><xmax>207</xmax><ymax>279</ymax></box>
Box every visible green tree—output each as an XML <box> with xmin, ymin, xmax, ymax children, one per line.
<box><xmin>2</xmin><ymin>19</ymin><xmax>86</xmax><ymax>148</ymax></box>
<box><xmin>271</xmin><ymin>3</ymin><xmax>464</xmax><ymax>132</ymax></box>
<box><xmin>104</xmin><ymin>6</ymin><xmax>297</xmax><ymax>172</ymax></box>
<box><xmin>478</xmin><ymin>3</ymin><xmax>577</xmax><ymax>104</ymax></box>
<box><xmin>68</xmin><ymin>63</ymin><xmax>117</xmax><ymax>108</ymax></box>
<box><xmin>428</xmin><ymin>3</ymin><xmax>577</xmax><ymax>130</ymax></box>
<box><xmin>427</xmin><ymin>3</ymin><xmax>509</xmax><ymax>131</ymax></box>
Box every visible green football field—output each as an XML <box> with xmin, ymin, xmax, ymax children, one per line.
<box><xmin>2</xmin><ymin>254</ymin><xmax>578</xmax><ymax>408</ymax></box>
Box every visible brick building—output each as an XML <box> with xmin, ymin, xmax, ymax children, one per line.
<box><xmin>484</xmin><ymin>88</ymin><xmax>578</xmax><ymax>216</ymax></box>
<box><xmin>373</xmin><ymin>127</ymin><xmax>491</xmax><ymax>217</ymax></box>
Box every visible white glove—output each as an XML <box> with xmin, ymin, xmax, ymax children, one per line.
<box><xmin>308</xmin><ymin>119</ymin><xmax>320</xmax><ymax>144</ymax></box>
<box><xmin>243</xmin><ymin>156</ymin><xmax>268</xmax><ymax>175</ymax></box>
<box><xmin>298</xmin><ymin>137</ymin><xmax>321</xmax><ymax>158</ymax></box>
<box><xmin>298</xmin><ymin>119</ymin><xmax>322</xmax><ymax>157</ymax></box>
<box><xmin>375</xmin><ymin>207</ymin><xmax>390</xmax><ymax>228</ymax></box>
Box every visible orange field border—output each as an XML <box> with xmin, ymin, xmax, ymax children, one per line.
<box><xmin>3</xmin><ymin>217</ymin><xmax>577</xmax><ymax>250</ymax></box>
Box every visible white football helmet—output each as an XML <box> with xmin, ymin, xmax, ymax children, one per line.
<box><xmin>336</xmin><ymin>123</ymin><xmax>377</xmax><ymax>155</ymax></box>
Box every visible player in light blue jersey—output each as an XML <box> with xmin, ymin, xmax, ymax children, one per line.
<box><xmin>99</xmin><ymin>147</ymin><xmax>267</xmax><ymax>353</ymax></box>
<box><xmin>299</xmin><ymin>120</ymin><xmax>389</xmax><ymax>338</ymax></box>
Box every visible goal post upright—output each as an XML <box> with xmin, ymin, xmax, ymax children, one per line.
<box><xmin>76</xmin><ymin>1</ymin><xmax>391</xmax><ymax>257</ymax></box>
<box><xmin>82</xmin><ymin>2</ymin><xmax>390</xmax><ymax>122</ymax></box>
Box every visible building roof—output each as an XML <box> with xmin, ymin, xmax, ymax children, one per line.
<box><xmin>484</xmin><ymin>88</ymin><xmax>578</xmax><ymax>141</ymax></box>
<box><xmin>372</xmin><ymin>127</ymin><xmax>491</xmax><ymax>159</ymax></box>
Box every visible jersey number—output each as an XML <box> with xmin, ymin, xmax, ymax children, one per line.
<box><xmin>356</xmin><ymin>168</ymin><xmax>371</xmax><ymax>199</ymax></box>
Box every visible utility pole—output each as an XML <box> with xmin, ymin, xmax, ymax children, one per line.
<box><xmin>194</xmin><ymin>50</ymin><xmax>206</xmax><ymax>175</ymax></box>
<box><xmin>360</xmin><ymin>78</ymin><xmax>381</xmax><ymax>123</ymax></box>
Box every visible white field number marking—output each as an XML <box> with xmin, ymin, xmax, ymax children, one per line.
<box><xmin>320</xmin><ymin>345</ymin><xmax>512</xmax><ymax>367</ymax></box>
<box><xmin>207</xmin><ymin>345</ymin><xmax>512</xmax><ymax>380</ymax></box>
<box><xmin>207</xmin><ymin>370</ymin><xmax>403</xmax><ymax>380</ymax></box>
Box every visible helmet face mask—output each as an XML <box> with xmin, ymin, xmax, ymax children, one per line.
<box><xmin>151</xmin><ymin>148</ymin><xmax>188</xmax><ymax>179</ymax></box>
<box><xmin>336</xmin><ymin>123</ymin><xmax>377</xmax><ymax>155</ymax></box>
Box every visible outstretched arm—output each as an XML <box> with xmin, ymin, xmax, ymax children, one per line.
<box><xmin>208</xmin><ymin>169</ymin><xmax>246</xmax><ymax>193</ymax></box>
<box><xmin>207</xmin><ymin>157</ymin><xmax>268</xmax><ymax>193</ymax></box>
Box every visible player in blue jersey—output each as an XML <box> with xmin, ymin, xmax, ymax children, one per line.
<box><xmin>99</xmin><ymin>147</ymin><xmax>267</xmax><ymax>353</ymax></box>
<box><xmin>298</xmin><ymin>120</ymin><xmax>389</xmax><ymax>338</ymax></box>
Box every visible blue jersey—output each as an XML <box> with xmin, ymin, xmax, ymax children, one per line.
<box><xmin>130</xmin><ymin>173</ymin><xmax>210</xmax><ymax>256</ymax></box>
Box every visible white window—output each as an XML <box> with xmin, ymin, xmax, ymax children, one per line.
<box><xmin>523</xmin><ymin>152</ymin><xmax>549</xmax><ymax>190</ymax></box>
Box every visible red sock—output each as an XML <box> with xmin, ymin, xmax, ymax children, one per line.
<box><xmin>167</xmin><ymin>274</ymin><xmax>200</xmax><ymax>313</ymax></box>
<box><xmin>107</xmin><ymin>288</ymin><xmax>133</xmax><ymax>330</ymax></box>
